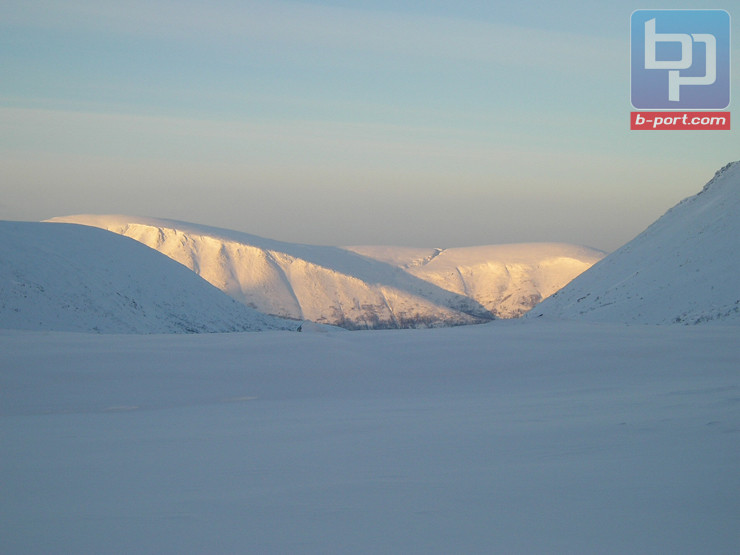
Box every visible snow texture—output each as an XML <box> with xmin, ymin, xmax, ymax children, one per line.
<box><xmin>0</xmin><ymin>221</ymin><xmax>295</xmax><ymax>333</ymax></box>
<box><xmin>529</xmin><ymin>160</ymin><xmax>740</xmax><ymax>325</ymax></box>
<box><xmin>1</xmin><ymin>322</ymin><xmax>738</xmax><ymax>554</ymax></box>
<box><xmin>347</xmin><ymin>243</ymin><xmax>603</xmax><ymax>318</ymax></box>
<box><xmin>46</xmin><ymin>215</ymin><xmax>603</xmax><ymax>328</ymax></box>
<box><xmin>3</xmin><ymin>161</ymin><xmax>740</xmax><ymax>553</ymax></box>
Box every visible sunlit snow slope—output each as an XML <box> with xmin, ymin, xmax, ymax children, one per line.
<box><xmin>347</xmin><ymin>243</ymin><xmax>603</xmax><ymax>318</ymax></box>
<box><xmin>48</xmin><ymin>215</ymin><xmax>603</xmax><ymax>328</ymax></box>
<box><xmin>0</xmin><ymin>222</ymin><xmax>293</xmax><ymax>333</ymax></box>
<box><xmin>529</xmin><ymin>161</ymin><xmax>740</xmax><ymax>325</ymax></box>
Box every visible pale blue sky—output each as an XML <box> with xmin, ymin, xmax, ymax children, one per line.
<box><xmin>1</xmin><ymin>0</ymin><xmax>737</xmax><ymax>251</ymax></box>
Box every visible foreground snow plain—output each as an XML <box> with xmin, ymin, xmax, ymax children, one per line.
<box><xmin>2</xmin><ymin>322</ymin><xmax>738</xmax><ymax>554</ymax></box>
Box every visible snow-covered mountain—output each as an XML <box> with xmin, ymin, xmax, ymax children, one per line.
<box><xmin>347</xmin><ymin>243</ymin><xmax>603</xmax><ymax>318</ymax></box>
<box><xmin>528</xmin><ymin>161</ymin><xmax>740</xmax><ymax>325</ymax></box>
<box><xmin>47</xmin><ymin>215</ymin><xmax>603</xmax><ymax>328</ymax></box>
<box><xmin>0</xmin><ymin>221</ymin><xmax>294</xmax><ymax>333</ymax></box>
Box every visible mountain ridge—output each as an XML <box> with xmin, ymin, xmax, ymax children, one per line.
<box><xmin>47</xmin><ymin>215</ymin><xmax>604</xmax><ymax>328</ymax></box>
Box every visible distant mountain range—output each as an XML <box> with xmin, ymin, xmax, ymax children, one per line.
<box><xmin>46</xmin><ymin>215</ymin><xmax>604</xmax><ymax>329</ymax></box>
<box><xmin>5</xmin><ymin>161</ymin><xmax>736</xmax><ymax>333</ymax></box>
<box><xmin>528</xmin><ymin>161</ymin><xmax>740</xmax><ymax>325</ymax></box>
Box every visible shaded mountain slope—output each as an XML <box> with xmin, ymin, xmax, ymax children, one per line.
<box><xmin>0</xmin><ymin>221</ymin><xmax>294</xmax><ymax>333</ymax></box>
<box><xmin>528</xmin><ymin>161</ymin><xmax>740</xmax><ymax>325</ymax></box>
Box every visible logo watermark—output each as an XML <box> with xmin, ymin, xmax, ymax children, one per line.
<box><xmin>630</xmin><ymin>9</ymin><xmax>730</xmax><ymax>130</ymax></box>
<box><xmin>631</xmin><ymin>111</ymin><xmax>730</xmax><ymax>130</ymax></box>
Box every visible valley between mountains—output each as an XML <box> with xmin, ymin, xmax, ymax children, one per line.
<box><xmin>45</xmin><ymin>215</ymin><xmax>604</xmax><ymax>330</ymax></box>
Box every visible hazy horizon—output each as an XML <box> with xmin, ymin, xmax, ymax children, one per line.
<box><xmin>1</xmin><ymin>0</ymin><xmax>737</xmax><ymax>252</ymax></box>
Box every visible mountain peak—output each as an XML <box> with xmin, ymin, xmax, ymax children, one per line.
<box><xmin>528</xmin><ymin>160</ymin><xmax>740</xmax><ymax>325</ymax></box>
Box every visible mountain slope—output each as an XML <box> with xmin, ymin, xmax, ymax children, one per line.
<box><xmin>0</xmin><ymin>221</ymin><xmax>294</xmax><ymax>333</ymax></box>
<box><xmin>347</xmin><ymin>243</ymin><xmax>603</xmax><ymax>318</ymax></box>
<box><xmin>528</xmin><ymin>161</ymin><xmax>740</xmax><ymax>325</ymax></box>
<box><xmin>47</xmin><ymin>215</ymin><xmax>603</xmax><ymax>328</ymax></box>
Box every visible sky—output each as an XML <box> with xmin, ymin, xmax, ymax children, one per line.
<box><xmin>1</xmin><ymin>0</ymin><xmax>737</xmax><ymax>252</ymax></box>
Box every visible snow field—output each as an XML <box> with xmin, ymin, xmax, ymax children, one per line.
<box><xmin>2</xmin><ymin>322</ymin><xmax>738</xmax><ymax>554</ymax></box>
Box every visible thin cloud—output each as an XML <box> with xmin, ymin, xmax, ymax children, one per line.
<box><xmin>3</xmin><ymin>0</ymin><xmax>622</xmax><ymax>73</ymax></box>
<box><xmin>0</xmin><ymin>105</ymin><xmax>626</xmax><ymax>173</ymax></box>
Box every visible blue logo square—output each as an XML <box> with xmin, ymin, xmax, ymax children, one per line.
<box><xmin>631</xmin><ymin>10</ymin><xmax>731</xmax><ymax>109</ymax></box>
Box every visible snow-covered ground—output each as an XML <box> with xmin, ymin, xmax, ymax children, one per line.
<box><xmin>2</xmin><ymin>322</ymin><xmax>738</xmax><ymax>554</ymax></box>
<box><xmin>47</xmin><ymin>215</ymin><xmax>603</xmax><ymax>327</ymax></box>
<box><xmin>3</xmin><ymin>161</ymin><xmax>738</xmax><ymax>552</ymax></box>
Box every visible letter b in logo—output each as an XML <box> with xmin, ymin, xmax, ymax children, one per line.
<box><xmin>631</xmin><ymin>10</ymin><xmax>730</xmax><ymax>109</ymax></box>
